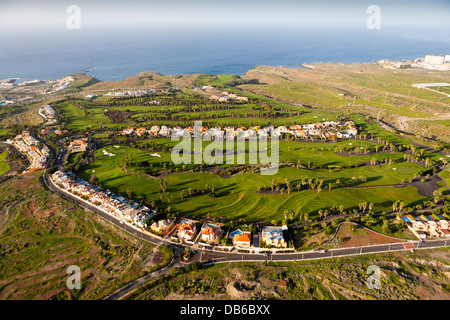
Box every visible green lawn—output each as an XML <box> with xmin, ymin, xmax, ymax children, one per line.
<box><xmin>76</xmin><ymin>143</ymin><xmax>427</xmax><ymax>223</ymax></box>
<box><xmin>0</xmin><ymin>152</ymin><xmax>10</xmax><ymax>176</ymax></box>
<box><xmin>56</xmin><ymin>101</ymin><xmax>122</xmax><ymax>131</ymax></box>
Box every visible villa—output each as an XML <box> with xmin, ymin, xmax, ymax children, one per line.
<box><xmin>150</xmin><ymin>219</ymin><xmax>175</xmax><ymax>236</ymax></box>
<box><xmin>200</xmin><ymin>223</ymin><xmax>223</xmax><ymax>243</ymax></box>
<box><xmin>231</xmin><ymin>230</ymin><xmax>252</xmax><ymax>248</ymax></box>
<box><xmin>134</xmin><ymin>211</ymin><xmax>150</xmax><ymax>228</ymax></box>
<box><xmin>261</xmin><ymin>226</ymin><xmax>287</xmax><ymax>248</ymax></box>
<box><xmin>69</xmin><ymin>138</ymin><xmax>88</xmax><ymax>153</ymax></box>
<box><xmin>176</xmin><ymin>219</ymin><xmax>197</xmax><ymax>241</ymax></box>
<box><xmin>135</xmin><ymin>127</ymin><xmax>147</xmax><ymax>137</ymax></box>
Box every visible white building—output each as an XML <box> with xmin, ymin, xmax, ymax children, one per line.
<box><xmin>425</xmin><ymin>55</ymin><xmax>445</xmax><ymax>65</ymax></box>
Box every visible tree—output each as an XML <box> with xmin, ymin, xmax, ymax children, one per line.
<box><xmin>183</xmin><ymin>247</ymin><xmax>191</xmax><ymax>260</ymax></box>
<box><xmin>361</xmin><ymin>202</ymin><xmax>367</xmax><ymax>213</ymax></box>
<box><xmin>89</xmin><ymin>175</ymin><xmax>99</xmax><ymax>185</ymax></box>
<box><xmin>392</xmin><ymin>201</ymin><xmax>398</xmax><ymax>212</ymax></box>
<box><xmin>303</xmin><ymin>213</ymin><xmax>309</xmax><ymax>222</ymax></box>
<box><xmin>398</xmin><ymin>201</ymin><xmax>405</xmax><ymax>212</ymax></box>
<box><xmin>433</xmin><ymin>189</ymin><xmax>442</xmax><ymax>204</ymax></box>
<box><xmin>126</xmin><ymin>189</ymin><xmax>132</xmax><ymax>199</ymax></box>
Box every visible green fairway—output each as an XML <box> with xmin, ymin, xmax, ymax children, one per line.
<box><xmin>76</xmin><ymin>142</ymin><xmax>427</xmax><ymax>223</ymax></box>
<box><xmin>58</xmin><ymin>82</ymin><xmax>444</xmax><ymax>224</ymax></box>
<box><xmin>0</xmin><ymin>152</ymin><xmax>10</xmax><ymax>176</ymax></box>
<box><xmin>56</xmin><ymin>101</ymin><xmax>119</xmax><ymax>131</ymax></box>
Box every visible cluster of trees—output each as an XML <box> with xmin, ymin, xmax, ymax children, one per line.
<box><xmin>257</xmin><ymin>176</ymin><xmax>368</xmax><ymax>194</ymax></box>
<box><xmin>104</xmin><ymin>110</ymin><xmax>128</xmax><ymax>123</ymax></box>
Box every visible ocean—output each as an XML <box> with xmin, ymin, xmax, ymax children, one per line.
<box><xmin>1</xmin><ymin>25</ymin><xmax>449</xmax><ymax>82</ymax></box>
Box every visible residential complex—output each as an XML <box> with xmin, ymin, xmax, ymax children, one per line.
<box><xmin>38</xmin><ymin>104</ymin><xmax>58</xmax><ymax>125</ymax></box>
<box><xmin>51</xmin><ymin>170</ymin><xmax>155</xmax><ymax>226</ymax></box>
<box><xmin>400</xmin><ymin>215</ymin><xmax>450</xmax><ymax>240</ymax></box>
<box><xmin>118</xmin><ymin>121</ymin><xmax>358</xmax><ymax>140</ymax></box>
<box><xmin>8</xmin><ymin>131</ymin><xmax>49</xmax><ymax>174</ymax></box>
<box><xmin>45</xmin><ymin>76</ymin><xmax>75</xmax><ymax>94</ymax></box>
<box><xmin>413</xmin><ymin>55</ymin><xmax>450</xmax><ymax>71</ymax></box>
<box><xmin>105</xmin><ymin>89</ymin><xmax>156</xmax><ymax>97</ymax></box>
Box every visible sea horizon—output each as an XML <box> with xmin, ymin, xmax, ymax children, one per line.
<box><xmin>2</xmin><ymin>25</ymin><xmax>449</xmax><ymax>82</ymax></box>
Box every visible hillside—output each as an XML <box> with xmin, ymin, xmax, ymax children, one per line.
<box><xmin>0</xmin><ymin>172</ymin><xmax>163</xmax><ymax>300</ymax></box>
<box><xmin>239</xmin><ymin>63</ymin><xmax>450</xmax><ymax>143</ymax></box>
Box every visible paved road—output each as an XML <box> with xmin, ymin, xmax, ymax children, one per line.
<box><xmin>199</xmin><ymin>239</ymin><xmax>449</xmax><ymax>264</ymax></box>
<box><xmin>102</xmin><ymin>252</ymin><xmax>181</xmax><ymax>300</ymax></box>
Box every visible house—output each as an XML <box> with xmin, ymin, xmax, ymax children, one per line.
<box><xmin>69</xmin><ymin>138</ymin><xmax>88</xmax><ymax>153</ymax></box>
<box><xmin>219</xmin><ymin>96</ymin><xmax>232</xmax><ymax>102</ymax></box>
<box><xmin>261</xmin><ymin>226</ymin><xmax>287</xmax><ymax>248</ymax></box>
<box><xmin>159</xmin><ymin>126</ymin><xmax>172</xmax><ymax>136</ymax></box>
<box><xmin>134</xmin><ymin>211</ymin><xmax>150</xmax><ymax>228</ymax></box>
<box><xmin>232</xmin><ymin>230</ymin><xmax>252</xmax><ymax>248</ymax></box>
<box><xmin>150</xmin><ymin>219</ymin><xmax>175</xmax><ymax>235</ymax></box>
<box><xmin>149</xmin><ymin>126</ymin><xmax>160</xmax><ymax>135</ymax></box>
<box><xmin>121</xmin><ymin>127</ymin><xmax>134</xmax><ymax>135</ymax></box>
<box><xmin>236</xmin><ymin>96</ymin><xmax>248</xmax><ymax>102</ymax></box>
<box><xmin>54</xmin><ymin>129</ymin><xmax>68</xmax><ymax>135</ymax></box>
<box><xmin>177</xmin><ymin>219</ymin><xmax>197</xmax><ymax>241</ymax></box>
<box><xmin>200</xmin><ymin>223</ymin><xmax>222</xmax><ymax>243</ymax></box>
<box><xmin>135</xmin><ymin>127</ymin><xmax>147</xmax><ymax>137</ymax></box>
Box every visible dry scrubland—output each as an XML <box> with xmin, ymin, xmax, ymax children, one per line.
<box><xmin>240</xmin><ymin>63</ymin><xmax>450</xmax><ymax>142</ymax></box>
<box><xmin>127</xmin><ymin>249</ymin><xmax>450</xmax><ymax>300</ymax></box>
<box><xmin>0</xmin><ymin>172</ymin><xmax>174</xmax><ymax>300</ymax></box>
